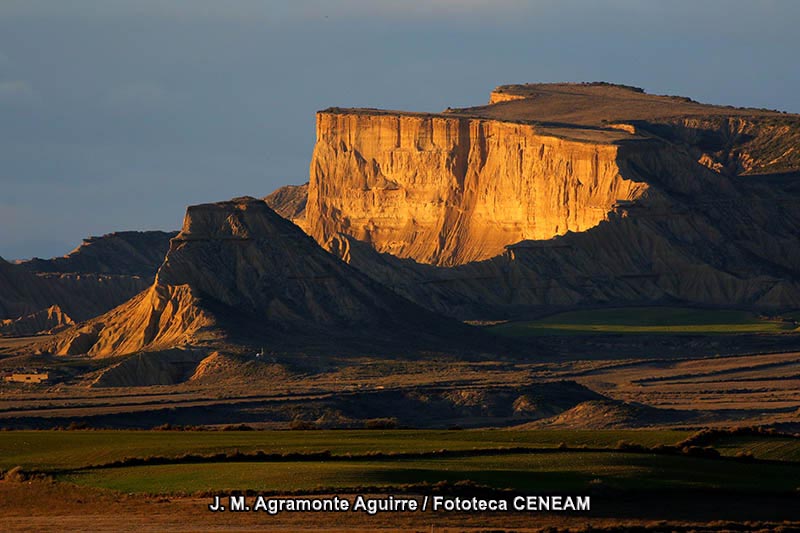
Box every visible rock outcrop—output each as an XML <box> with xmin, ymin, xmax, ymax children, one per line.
<box><xmin>0</xmin><ymin>231</ymin><xmax>174</xmax><ymax>331</ymax></box>
<box><xmin>47</xmin><ymin>197</ymin><xmax>483</xmax><ymax>358</ymax></box>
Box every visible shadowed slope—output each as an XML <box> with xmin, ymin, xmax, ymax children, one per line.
<box><xmin>0</xmin><ymin>257</ymin><xmax>149</xmax><ymax>326</ymax></box>
<box><xmin>21</xmin><ymin>231</ymin><xmax>176</xmax><ymax>277</ymax></box>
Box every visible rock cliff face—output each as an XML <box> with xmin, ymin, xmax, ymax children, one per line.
<box><xmin>307</xmin><ymin>110</ymin><xmax>650</xmax><ymax>266</ymax></box>
<box><xmin>48</xmin><ymin>198</ymin><xmax>481</xmax><ymax>358</ymax></box>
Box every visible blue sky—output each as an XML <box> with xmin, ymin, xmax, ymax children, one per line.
<box><xmin>1</xmin><ymin>0</ymin><xmax>799</xmax><ymax>259</ymax></box>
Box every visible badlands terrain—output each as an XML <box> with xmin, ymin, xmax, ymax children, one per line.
<box><xmin>1</xmin><ymin>82</ymin><xmax>799</xmax><ymax>432</ymax></box>
<box><xmin>2</xmin><ymin>81</ymin><xmax>800</xmax><ymax>531</ymax></box>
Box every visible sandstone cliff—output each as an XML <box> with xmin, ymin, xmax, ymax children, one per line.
<box><xmin>47</xmin><ymin>198</ymin><xmax>484</xmax><ymax>358</ymax></box>
<box><xmin>307</xmin><ymin>109</ymin><xmax>651</xmax><ymax>266</ymax></box>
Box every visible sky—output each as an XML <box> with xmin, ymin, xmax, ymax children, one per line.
<box><xmin>1</xmin><ymin>0</ymin><xmax>799</xmax><ymax>259</ymax></box>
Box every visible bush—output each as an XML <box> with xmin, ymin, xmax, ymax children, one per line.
<box><xmin>4</xmin><ymin>466</ymin><xmax>26</xmax><ymax>483</ymax></box>
<box><xmin>364</xmin><ymin>418</ymin><xmax>398</xmax><ymax>430</ymax></box>
<box><xmin>222</xmin><ymin>424</ymin><xmax>254</xmax><ymax>431</ymax></box>
<box><xmin>288</xmin><ymin>418</ymin><xmax>315</xmax><ymax>430</ymax></box>
<box><xmin>682</xmin><ymin>446</ymin><xmax>721</xmax><ymax>459</ymax></box>
<box><xmin>615</xmin><ymin>440</ymin><xmax>648</xmax><ymax>453</ymax></box>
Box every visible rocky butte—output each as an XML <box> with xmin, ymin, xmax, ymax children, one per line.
<box><xmin>46</xmin><ymin>197</ymin><xmax>486</xmax><ymax>358</ymax></box>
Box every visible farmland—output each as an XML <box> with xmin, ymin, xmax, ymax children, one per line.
<box><xmin>2</xmin><ymin>428</ymin><xmax>800</xmax><ymax>531</ymax></box>
<box><xmin>489</xmin><ymin>307</ymin><xmax>799</xmax><ymax>336</ymax></box>
<box><xmin>0</xmin><ymin>429</ymin><xmax>688</xmax><ymax>471</ymax></box>
<box><xmin>3</xmin><ymin>429</ymin><xmax>800</xmax><ymax>495</ymax></box>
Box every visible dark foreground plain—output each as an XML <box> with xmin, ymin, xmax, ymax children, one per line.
<box><xmin>1</xmin><ymin>429</ymin><xmax>800</xmax><ymax>532</ymax></box>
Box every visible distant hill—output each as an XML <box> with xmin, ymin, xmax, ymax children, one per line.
<box><xmin>21</xmin><ymin>230</ymin><xmax>176</xmax><ymax>277</ymax></box>
<box><xmin>0</xmin><ymin>231</ymin><xmax>174</xmax><ymax>334</ymax></box>
<box><xmin>0</xmin><ymin>256</ymin><xmax>149</xmax><ymax>325</ymax></box>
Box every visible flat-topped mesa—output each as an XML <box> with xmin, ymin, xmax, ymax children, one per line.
<box><xmin>306</xmin><ymin>108</ymin><xmax>653</xmax><ymax>266</ymax></box>
<box><xmin>304</xmin><ymin>84</ymin><xmax>800</xmax><ymax>268</ymax></box>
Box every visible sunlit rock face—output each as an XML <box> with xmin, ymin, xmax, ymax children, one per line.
<box><xmin>306</xmin><ymin>110</ymin><xmax>648</xmax><ymax>266</ymax></box>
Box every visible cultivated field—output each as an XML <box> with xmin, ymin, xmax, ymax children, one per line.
<box><xmin>2</xmin><ymin>429</ymin><xmax>800</xmax><ymax>531</ymax></box>
<box><xmin>490</xmin><ymin>307</ymin><xmax>800</xmax><ymax>336</ymax></box>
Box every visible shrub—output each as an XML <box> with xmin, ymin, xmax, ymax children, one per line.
<box><xmin>4</xmin><ymin>466</ymin><xmax>26</xmax><ymax>483</ymax></box>
<box><xmin>222</xmin><ymin>424</ymin><xmax>254</xmax><ymax>431</ymax></box>
<box><xmin>615</xmin><ymin>440</ymin><xmax>648</xmax><ymax>453</ymax></box>
<box><xmin>682</xmin><ymin>446</ymin><xmax>721</xmax><ymax>459</ymax></box>
<box><xmin>288</xmin><ymin>418</ymin><xmax>315</xmax><ymax>430</ymax></box>
<box><xmin>364</xmin><ymin>418</ymin><xmax>398</xmax><ymax>430</ymax></box>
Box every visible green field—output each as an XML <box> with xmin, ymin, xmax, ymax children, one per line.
<box><xmin>713</xmin><ymin>436</ymin><xmax>800</xmax><ymax>462</ymax></box>
<box><xmin>63</xmin><ymin>452</ymin><xmax>800</xmax><ymax>494</ymax></box>
<box><xmin>0</xmin><ymin>429</ymin><xmax>687</xmax><ymax>470</ymax></box>
<box><xmin>4</xmin><ymin>429</ymin><xmax>800</xmax><ymax>496</ymax></box>
<box><xmin>489</xmin><ymin>307</ymin><xmax>799</xmax><ymax>336</ymax></box>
